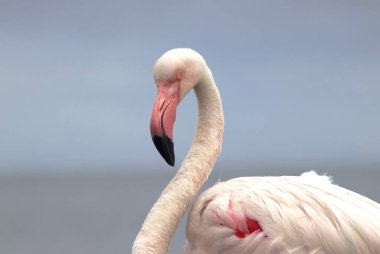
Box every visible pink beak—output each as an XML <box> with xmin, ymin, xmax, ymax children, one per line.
<box><xmin>150</xmin><ymin>81</ymin><xmax>180</xmax><ymax>166</ymax></box>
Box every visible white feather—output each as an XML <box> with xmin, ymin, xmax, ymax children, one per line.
<box><xmin>186</xmin><ymin>173</ymin><xmax>380</xmax><ymax>253</ymax></box>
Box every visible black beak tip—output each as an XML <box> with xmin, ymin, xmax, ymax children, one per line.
<box><xmin>167</xmin><ymin>158</ymin><xmax>175</xmax><ymax>167</ymax></box>
<box><xmin>152</xmin><ymin>135</ymin><xmax>175</xmax><ymax>166</ymax></box>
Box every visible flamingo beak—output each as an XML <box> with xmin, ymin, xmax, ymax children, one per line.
<box><xmin>150</xmin><ymin>81</ymin><xmax>180</xmax><ymax>166</ymax></box>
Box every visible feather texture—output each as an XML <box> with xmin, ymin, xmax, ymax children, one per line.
<box><xmin>186</xmin><ymin>171</ymin><xmax>380</xmax><ymax>253</ymax></box>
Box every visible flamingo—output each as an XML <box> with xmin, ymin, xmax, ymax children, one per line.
<box><xmin>132</xmin><ymin>48</ymin><xmax>380</xmax><ymax>254</ymax></box>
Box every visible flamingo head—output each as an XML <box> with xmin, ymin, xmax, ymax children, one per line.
<box><xmin>150</xmin><ymin>48</ymin><xmax>205</xmax><ymax>166</ymax></box>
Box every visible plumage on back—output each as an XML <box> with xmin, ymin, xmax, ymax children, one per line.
<box><xmin>186</xmin><ymin>171</ymin><xmax>380</xmax><ymax>254</ymax></box>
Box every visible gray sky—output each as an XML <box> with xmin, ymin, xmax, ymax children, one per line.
<box><xmin>1</xmin><ymin>0</ymin><xmax>379</xmax><ymax>173</ymax></box>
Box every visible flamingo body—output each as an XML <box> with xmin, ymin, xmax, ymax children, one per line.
<box><xmin>133</xmin><ymin>48</ymin><xmax>380</xmax><ymax>254</ymax></box>
<box><xmin>186</xmin><ymin>172</ymin><xmax>380</xmax><ymax>253</ymax></box>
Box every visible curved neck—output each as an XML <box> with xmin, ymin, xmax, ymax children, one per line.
<box><xmin>132</xmin><ymin>67</ymin><xmax>224</xmax><ymax>254</ymax></box>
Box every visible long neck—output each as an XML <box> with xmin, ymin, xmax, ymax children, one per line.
<box><xmin>132</xmin><ymin>67</ymin><xmax>224</xmax><ymax>254</ymax></box>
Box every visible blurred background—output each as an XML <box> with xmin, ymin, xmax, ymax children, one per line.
<box><xmin>1</xmin><ymin>0</ymin><xmax>379</xmax><ymax>253</ymax></box>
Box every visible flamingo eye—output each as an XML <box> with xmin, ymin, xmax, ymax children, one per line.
<box><xmin>176</xmin><ymin>73</ymin><xmax>183</xmax><ymax>80</ymax></box>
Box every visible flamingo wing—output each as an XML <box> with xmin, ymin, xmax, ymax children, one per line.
<box><xmin>185</xmin><ymin>171</ymin><xmax>380</xmax><ymax>254</ymax></box>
